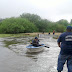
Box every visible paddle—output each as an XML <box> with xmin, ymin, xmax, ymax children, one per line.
<box><xmin>44</xmin><ymin>46</ymin><xmax>49</xmax><ymax>48</ymax></box>
<box><xmin>40</xmin><ymin>45</ymin><xmax>49</xmax><ymax>48</ymax></box>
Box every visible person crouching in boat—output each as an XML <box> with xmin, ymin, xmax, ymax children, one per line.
<box><xmin>31</xmin><ymin>37</ymin><xmax>40</xmax><ymax>47</ymax></box>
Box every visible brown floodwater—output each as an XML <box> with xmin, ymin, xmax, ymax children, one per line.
<box><xmin>0</xmin><ymin>35</ymin><xmax>67</xmax><ymax>72</ymax></box>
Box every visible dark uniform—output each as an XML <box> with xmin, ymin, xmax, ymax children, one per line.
<box><xmin>32</xmin><ymin>40</ymin><xmax>39</xmax><ymax>47</ymax></box>
<box><xmin>57</xmin><ymin>26</ymin><xmax>72</xmax><ymax>72</ymax></box>
<box><xmin>32</xmin><ymin>37</ymin><xmax>39</xmax><ymax>47</ymax></box>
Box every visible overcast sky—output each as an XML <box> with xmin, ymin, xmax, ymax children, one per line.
<box><xmin>0</xmin><ymin>0</ymin><xmax>72</xmax><ymax>22</ymax></box>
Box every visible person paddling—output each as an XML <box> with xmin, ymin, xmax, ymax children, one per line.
<box><xmin>31</xmin><ymin>37</ymin><xmax>40</xmax><ymax>47</ymax></box>
<box><xmin>31</xmin><ymin>37</ymin><xmax>49</xmax><ymax>48</ymax></box>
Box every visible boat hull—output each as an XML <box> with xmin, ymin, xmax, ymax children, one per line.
<box><xmin>26</xmin><ymin>44</ymin><xmax>44</xmax><ymax>52</ymax></box>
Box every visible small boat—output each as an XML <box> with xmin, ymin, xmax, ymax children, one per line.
<box><xmin>26</xmin><ymin>44</ymin><xmax>44</xmax><ymax>53</ymax></box>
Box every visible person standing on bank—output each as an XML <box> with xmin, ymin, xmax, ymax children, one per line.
<box><xmin>53</xmin><ymin>30</ymin><xmax>55</xmax><ymax>35</ymax></box>
<box><xmin>48</xmin><ymin>31</ymin><xmax>50</xmax><ymax>35</ymax></box>
<box><xmin>57</xmin><ymin>26</ymin><xmax>72</xmax><ymax>72</ymax></box>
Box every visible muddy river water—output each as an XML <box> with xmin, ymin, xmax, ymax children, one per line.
<box><xmin>0</xmin><ymin>35</ymin><xmax>67</xmax><ymax>72</ymax></box>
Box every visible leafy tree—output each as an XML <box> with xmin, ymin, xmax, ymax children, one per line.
<box><xmin>0</xmin><ymin>13</ymin><xmax>70</xmax><ymax>34</ymax></box>
<box><xmin>55</xmin><ymin>24</ymin><xmax>65</xmax><ymax>32</ymax></box>
<box><xmin>57</xmin><ymin>19</ymin><xmax>69</xmax><ymax>27</ymax></box>
<box><xmin>70</xmin><ymin>19</ymin><xmax>72</xmax><ymax>26</ymax></box>
<box><xmin>70</xmin><ymin>19</ymin><xmax>72</xmax><ymax>24</ymax></box>
<box><xmin>35</xmin><ymin>19</ymin><xmax>51</xmax><ymax>32</ymax></box>
<box><xmin>0</xmin><ymin>17</ymin><xmax>38</xmax><ymax>34</ymax></box>
<box><xmin>20</xmin><ymin>13</ymin><xmax>41</xmax><ymax>23</ymax></box>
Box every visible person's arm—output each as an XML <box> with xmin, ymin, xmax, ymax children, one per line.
<box><xmin>58</xmin><ymin>42</ymin><xmax>60</xmax><ymax>47</ymax></box>
<box><xmin>30</xmin><ymin>40</ymin><xmax>33</xmax><ymax>44</ymax></box>
<box><xmin>30</xmin><ymin>42</ymin><xmax>32</xmax><ymax>44</ymax></box>
<box><xmin>57</xmin><ymin>34</ymin><xmax>62</xmax><ymax>47</ymax></box>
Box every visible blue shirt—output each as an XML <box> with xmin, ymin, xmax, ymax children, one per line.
<box><xmin>57</xmin><ymin>32</ymin><xmax>72</xmax><ymax>55</ymax></box>
<box><xmin>32</xmin><ymin>40</ymin><xmax>39</xmax><ymax>47</ymax></box>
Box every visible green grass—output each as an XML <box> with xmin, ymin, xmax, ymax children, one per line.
<box><xmin>4</xmin><ymin>40</ymin><xmax>19</xmax><ymax>47</ymax></box>
<box><xmin>0</xmin><ymin>33</ymin><xmax>38</xmax><ymax>38</ymax></box>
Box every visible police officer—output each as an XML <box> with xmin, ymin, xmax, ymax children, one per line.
<box><xmin>57</xmin><ymin>26</ymin><xmax>72</xmax><ymax>72</ymax></box>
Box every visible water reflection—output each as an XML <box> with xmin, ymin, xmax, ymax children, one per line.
<box><xmin>25</xmin><ymin>51</ymin><xmax>46</xmax><ymax>62</ymax></box>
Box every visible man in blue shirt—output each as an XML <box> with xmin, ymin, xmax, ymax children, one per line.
<box><xmin>31</xmin><ymin>37</ymin><xmax>40</xmax><ymax>47</ymax></box>
<box><xmin>57</xmin><ymin>26</ymin><xmax>72</xmax><ymax>72</ymax></box>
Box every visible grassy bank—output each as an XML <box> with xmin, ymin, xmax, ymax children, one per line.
<box><xmin>0</xmin><ymin>32</ymin><xmax>61</xmax><ymax>38</ymax></box>
<box><xmin>0</xmin><ymin>33</ymin><xmax>38</xmax><ymax>38</ymax></box>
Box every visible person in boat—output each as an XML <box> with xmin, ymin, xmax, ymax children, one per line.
<box><xmin>57</xmin><ymin>26</ymin><xmax>72</xmax><ymax>72</ymax></box>
<box><xmin>31</xmin><ymin>37</ymin><xmax>40</xmax><ymax>47</ymax></box>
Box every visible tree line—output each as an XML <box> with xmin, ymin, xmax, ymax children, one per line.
<box><xmin>0</xmin><ymin>13</ymin><xmax>72</xmax><ymax>34</ymax></box>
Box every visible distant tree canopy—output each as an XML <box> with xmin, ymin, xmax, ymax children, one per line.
<box><xmin>0</xmin><ymin>13</ymin><xmax>71</xmax><ymax>34</ymax></box>
<box><xmin>0</xmin><ymin>17</ymin><xmax>38</xmax><ymax>34</ymax></box>
<box><xmin>0</xmin><ymin>18</ymin><xmax>4</xmax><ymax>22</ymax></box>
<box><xmin>56</xmin><ymin>19</ymin><xmax>69</xmax><ymax>27</ymax></box>
<box><xmin>20</xmin><ymin>13</ymin><xmax>41</xmax><ymax>23</ymax></box>
<box><xmin>70</xmin><ymin>19</ymin><xmax>72</xmax><ymax>25</ymax></box>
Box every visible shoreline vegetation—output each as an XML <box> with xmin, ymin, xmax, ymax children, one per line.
<box><xmin>0</xmin><ymin>13</ymin><xmax>71</xmax><ymax>34</ymax></box>
<box><xmin>0</xmin><ymin>32</ymin><xmax>61</xmax><ymax>38</ymax></box>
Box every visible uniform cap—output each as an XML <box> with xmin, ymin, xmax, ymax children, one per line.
<box><xmin>67</xmin><ymin>26</ymin><xmax>72</xmax><ymax>30</ymax></box>
<box><xmin>35</xmin><ymin>37</ymin><xmax>38</xmax><ymax>39</ymax></box>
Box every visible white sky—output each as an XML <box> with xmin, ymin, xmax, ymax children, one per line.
<box><xmin>0</xmin><ymin>0</ymin><xmax>72</xmax><ymax>22</ymax></box>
